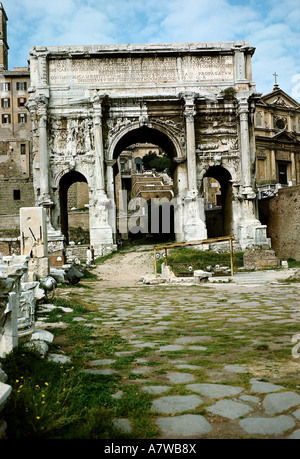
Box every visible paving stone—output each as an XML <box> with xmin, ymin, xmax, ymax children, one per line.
<box><xmin>174</xmin><ymin>336</ymin><xmax>211</xmax><ymax>344</ymax></box>
<box><xmin>250</xmin><ymin>379</ymin><xmax>285</xmax><ymax>394</ymax></box>
<box><xmin>72</xmin><ymin>317</ymin><xmax>86</xmax><ymax>322</ymax></box>
<box><xmin>131</xmin><ymin>366</ymin><xmax>150</xmax><ymax>374</ymax></box>
<box><xmin>186</xmin><ymin>383</ymin><xmax>244</xmax><ymax>398</ymax></box>
<box><xmin>113</xmin><ymin>418</ymin><xmax>132</xmax><ymax>434</ymax></box>
<box><xmin>188</xmin><ymin>345</ymin><xmax>207</xmax><ymax>351</ymax></box>
<box><xmin>155</xmin><ymin>414</ymin><xmax>211</xmax><ymax>438</ymax></box>
<box><xmin>239</xmin><ymin>415</ymin><xmax>295</xmax><ymax>436</ymax></box>
<box><xmin>224</xmin><ymin>364</ymin><xmax>248</xmax><ymax>373</ymax></box>
<box><xmin>156</xmin><ymin>345</ymin><xmax>184</xmax><ymax>352</ymax></box>
<box><xmin>151</xmin><ymin>395</ymin><xmax>203</xmax><ymax>414</ymax></box>
<box><xmin>165</xmin><ymin>372</ymin><xmax>195</xmax><ymax>384</ymax></box>
<box><xmin>262</xmin><ymin>391</ymin><xmax>300</xmax><ymax>415</ymax></box>
<box><xmin>227</xmin><ymin>317</ymin><xmax>249</xmax><ymax>322</ymax></box>
<box><xmin>133</xmin><ymin>342</ymin><xmax>157</xmax><ymax>348</ymax></box>
<box><xmin>89</xmin><ymin>359</ymin><xmax>115</xmax><ymax>366</ymax></box>
<box><xmin>239</xmin><ymin>394</ymin><xmax>260</xmax><ymax>404</ymax></box>
<box><xmin>83</xmin><ymin>369</ymin><xmax>116</xmax><ymax>375</ymax></box>
<box><xmin>141</xmin><ymin>385</ymin><xmax>171</xmax><ymax>395</ymax></box>
<box><xmin>148</xmin><ymin>326</ymin><xmax>167</xmax><ymax>332</ymax></box>
<box><xmin>292</xmin><ymin>408</ymin><xmax>300</xmax><ymax>420</ymax></box>
<box><xmin>207</xmin><ymin>399</ymin><xmax>253</xmax><ymax>419</ymax></box>
<box><xmin>288</xmin><ymin>429</ymin><xmax>300</xmax><ymax>439</ymax></box>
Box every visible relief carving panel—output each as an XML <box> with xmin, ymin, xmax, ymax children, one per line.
<box><xmin>49</xmin><ymin>117</ymin><xmax>94</xmax><ymax>161</ymax></box>
<box><xmin>196</xmin><ymin>112</ymin><xmax>239</xmax><ymax>156</ymax></box>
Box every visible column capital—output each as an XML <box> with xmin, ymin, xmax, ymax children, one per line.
<box><xmin>105</xmin><ymin>159</ymin><xmax>117</xmax><ymax>167</ymax></box>
<box><xmin>237</xmin><ymin>98</ymin><xmax>249</xmax><ymax>116</ymax></box>
<box><xmin>173</xmin><ymin>156</ymin><xmax>186</xmax><ymax>164</ymax></box>
<box><xmin>36</xmin><ymin>94</ymin><xmax>49</xmax><ymax>109</ymax></box>
<box><xmin>182</xmin><ymin>92</ymin><xmax>197</xmax><ymax>122</ymax></box>
<box><xmin>90</xmin><ymin>91</ymin><xmax>107</xmax><ymax>106</ymax></box>
<box><xmin>91</xmin><ymin>95</ymin><xmax>105</xmax><ymax>126</ymax></box>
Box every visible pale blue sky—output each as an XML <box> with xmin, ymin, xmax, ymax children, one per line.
<box><xmin>4</xmin><ymin>0</ymin><xmax>300</xmax><ymax>100</ymax></box>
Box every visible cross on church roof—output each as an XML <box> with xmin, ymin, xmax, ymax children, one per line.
<box><xmin>273</xmin><ymin>72</ymin><xmax>279</xmax><ymax>89</ymax></box>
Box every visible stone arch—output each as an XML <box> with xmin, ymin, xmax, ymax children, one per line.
<box><xmin>107</xmin><ymin>121</ymin><xmax>184</xmax><ymax>162</ymax></box>
<box><xmin>203</xmin><ymin>165</ymin><xmax>233</xmax><ymax>237</ymax></box>
<box><xmin>108</xmin><ymin>122</ymin><xmax>184</xmax><ymax>243</ymax></box>
<box><xmin>59</xmin><ymin>170</ymin><xmax>88</xmax><ymax>244</ymax></box>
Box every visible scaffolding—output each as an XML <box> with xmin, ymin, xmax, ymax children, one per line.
<box><xmin>153</xmin><ymin>236</ymin><xmax>235</xmax><ymax>278</ymax></box>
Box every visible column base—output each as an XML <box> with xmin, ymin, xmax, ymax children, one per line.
<box><xmin>237</xmin><ymin>220</ymin><xmax>271</xmax><ymax>251</ymax></box>
<box><xmin>90</xmin><ymin>192</ymin><xmax>114</xmax><ymax>257</ymax></box>
<box><xmin>90</xmin><ymin>228</ymin><xmax>115</xmax><ymax>257</ymax></box>
<box><xmin>183</xmin><ymin>194</ymin><xmax>207</xmax><ymax>242</ymax></box>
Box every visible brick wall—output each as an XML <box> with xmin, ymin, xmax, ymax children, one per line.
<box><xmin>0</xmin><ymin>178</ymin><xmax>35</xmax><ymax>215</ymax></box>
<box><xmin>0</xmin><ymin>211</ymin><xmax>89</xmax><ymax>231</ymax></box>
<box><xmin>267</xmin><ymin>185</ymin><xmax>300</xmax><ymax>260</ymax></box>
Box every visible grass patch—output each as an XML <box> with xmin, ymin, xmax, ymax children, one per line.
<box><xmin>155</xmin><ymin>247</ymin><xmax>244</xmax><ymax>276</ymax></box>
<box><xmin>0</xmin><ymin>346</ymin><xmax>122</xmax><ymax>439</ymax></box>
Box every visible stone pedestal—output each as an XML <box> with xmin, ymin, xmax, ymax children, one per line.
<box><xmin>183</xmin><ymin>194</ymin><xmax>207</xmax><ymax>242</ymax></box>
<box><xmin>237</xmin><ymin>195</ymin><xmax>271</xmax><ymax>250</ymax></box>
<box><xmin>237</xmin><ymin>219</ymin><xmax>270</xmax><ymax>250</ymax></box>
<box><xmin>89</xmin><ymin>193</ymin><xmax>114</xmax><ymax>257</ymax></box>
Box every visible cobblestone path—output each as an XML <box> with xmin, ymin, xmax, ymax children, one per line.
<box><xmin>53</xmin><ymin>276</ymin><xmax>300</xmax><ymax>439</ymax></box>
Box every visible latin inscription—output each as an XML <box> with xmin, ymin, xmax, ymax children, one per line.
<box><xmin>49</xmin><ymin>55</ymin><xmax>234</xmax><ymax>86</ymax></box>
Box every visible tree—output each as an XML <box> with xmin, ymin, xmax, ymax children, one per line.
<box><xmin>142</xmin><ymin>151</ymin><xmax>171</xmax><ymax>172</ymax></box>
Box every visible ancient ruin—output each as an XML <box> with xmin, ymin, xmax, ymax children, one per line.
<box><xmin>27</xmin><ymin>41</ymin><xmax>271</xmax><ymax>257</ymax></box>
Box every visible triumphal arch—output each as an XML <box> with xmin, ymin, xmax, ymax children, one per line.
<box><xmin>27</xmin><ymin>41</ymin><xmax>270</xmax><ymax>257</ymax></box>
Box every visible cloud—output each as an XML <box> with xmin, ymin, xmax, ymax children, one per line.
<box><xmin>3</xmin><ymin>0</ymin><xmax>300</xmax><ymax>100</ymax></box>
<box><xmin>291</xmin><ymin>74</ymin><xmax>300</xmax><ymax>100</ymax></box>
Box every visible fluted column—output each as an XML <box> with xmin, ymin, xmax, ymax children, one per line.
<box><xmin>181</xmin><ymin>93</ymin><xmax>207</xmax><ymax>242</ymax></box>
<box><xmin>236</xmin><ymin>99</ymin><xmax>271</xmax><ymax>249</ymax></box>
<box><xmin>106</xmin><ymin>159</ymin><xmax>117</xmax><ymax>240</ymax></box>
<box><xmin>238</xmin><ymin>99</ymin><xmax>254</xmax><ymax>195</ymax></box>
<box><xmin>36</xmin><ymin>96</ymin><xmax>51</xmax><ymax>204</ymax></box>
<box><xmin>92</xmin><ymin>95</ymin><xmax>106</xmax><ymax>195</ymax></box>
<box><xmin>270</xmin><ymin>148</ymin><xmax>276</xmax><ymax>182</ymax></box>
<box><xmin>184</xmin><ymin>94</ymin><xmax>198</xmax><ymax>196</ymax></box>
<box><xmin>89</xmin><ymin>93</ymin><xmax>114</xmax><ymax>256</ymax></box>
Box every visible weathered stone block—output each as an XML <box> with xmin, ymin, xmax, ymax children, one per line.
<box><xmin>243</xmin><ymin>249</ymin><xmax>280</xmax><ymax>270</ymax></box>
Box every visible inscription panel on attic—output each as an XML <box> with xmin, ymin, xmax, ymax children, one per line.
<box><xmin>48</xmin><ymin>55</ymin><xmax>234</xmax><ymax>86</ymax></box>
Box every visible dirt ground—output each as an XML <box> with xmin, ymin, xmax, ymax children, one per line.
<box><xmin>94</xmin><ymin>248</ymin><xmax>155</xmax><ymax>287</ymax></box>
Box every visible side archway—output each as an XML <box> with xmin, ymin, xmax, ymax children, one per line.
<box><xmin>59</xmin><ymin>171</ymin><xmax>88</xmax><ymax>244</ymax></box>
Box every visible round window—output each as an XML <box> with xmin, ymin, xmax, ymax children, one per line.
<box><xmin>275</xmin><ymin>118</ymin><xmax>285</xmax><ymax>130</ymax></box>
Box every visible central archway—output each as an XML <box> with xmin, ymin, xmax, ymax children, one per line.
<box><xmin>109</xmin><ymin>124</ymin><xmax>183</xmax><ymax>245</ymax></box>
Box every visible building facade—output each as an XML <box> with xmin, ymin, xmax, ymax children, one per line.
<box><xmin>255</xmin><ymin>84</ymin><xmax>300</xmax><ymax>198</ymax></box>
<box><xmin>0</xmin><ymin>3</ymin><xmax>33</xmax><ymax>218</ymax></box>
